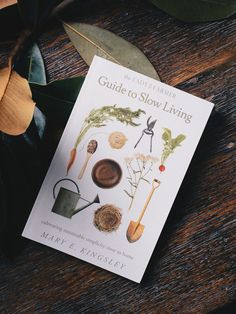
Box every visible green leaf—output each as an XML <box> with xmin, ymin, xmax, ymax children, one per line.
<box><xmin>0</xmin><ymin>4</ymin><xmax>22</xmax><ymax>41</ymax></box>
<box><xmin>17</xmin><ymin>0</ymin><xmax>63</xmax><ymax>30</ymax></box>
<box><xmin>173</xmin><ymin>134</ymin><xmax>186</xmax><ymax>147</ymax></box>
<box><xmin>161</xmin><ymin>131</ymin><xmax>186</xmax><ymax>164</ymax></box>
<box><xmin>74</xmin><ymin>105</ymin><xmax>144</xmax><ymax>148</ymax></box>
<box><xmin>162</xmin><ymin>131</ymin><xmax>169</xmax><ymax>142</ymax></box>
<box><xmin>15</xmin><ymin>42</ymin><xmax>83</xmax><ymax>126</ymax></box>
<box><xmin>18</xmin><ymin>0</ymin><xmax>39</xmax><ymax>29</ymax></box>
<box><xmin>33</xmin><ymin>107</ymin><xmax>46</xmax><ymax>140</ymax></box>
<box><xmin>162</xmin><ymin>128</ymin><xmax>171</xmax><ymax>141</ymax></box>
<box><xmin>169</xmin><ymin>136</ymin><xmax>186</xmax><ymax>149</ymax></box>
<box><xmin>30</xmin><ymin>77</ymin><xmax>84</xmax><ymax>125</ymax></box>
<box><xmin>63</xmin><ymin>22</ymin><xmax>160</xmax><ymax>80</ymax></box>
<box><xmin>169</xmin><ymin>135</ymin><xmax>186</xmax><ymax>149</ymax></box>
<box><xmin>15</xmin><ymin>43</ymin><xmax>47</xmax><ymax>85</ymax></box>
<box><xmin>150</xmin><ymin>0</ymin><xmax>236</xmax><ymax>22</ymax></box>
<box><xmin>0</xmin><ymin>119</ymin><xmax>45</xmax><ymax>258</ymax></box>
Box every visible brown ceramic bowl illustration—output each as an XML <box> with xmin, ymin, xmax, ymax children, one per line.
<box><xmin>92</xmin><ymin>159</ymin><xmax>122</xmax><ymax>188</ymax></box>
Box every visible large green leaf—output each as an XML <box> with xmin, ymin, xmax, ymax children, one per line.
<box><xmin>17</xmin><ymin>0</ymin><xmax>63</xmax><ymax>30</ymax></box>
<box><xmin>63</xmin><ymin>22</ymin><xmax>160</xmax><ymax>80</ymax></box>
<box><xmin>30</xmin><ymin>77</ymin><xmax>84</xmax><ymax>125</ymax></box>
<box><xmin>151</xmin><ymin>0</ymin><xmax>236</xmax><ymax>22</ymax></box>
<box><xmin>15</xmin><ymin>42</ymin><xmax>84</xmax><ymax>124</ymax></box>
<box><xmin>0</xmin><ymin>119</ymin><xmax>45</xmax><ymax>258</ymax></box>
<box><xmin>173</xmin><ymin>134</ymin><xmax>186</xmax><ymax>147</ymax></box>
<box><xmin>15</xmin><ymin>43</ymin><xmax>47</xmax><ymax>85</ymax></box>
<box><xmin>17</xmin><ymin>0</ymin><xmax>39</xmax><ymax>29</ymax></box>
<box><xmin>0</xmin><ymin>4</ymin><xmax>23</xmax><ymax>41</ymax></box>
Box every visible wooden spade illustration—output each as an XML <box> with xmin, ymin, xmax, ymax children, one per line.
<box><xmin>78</xmin><ymin>139</ymin><xmax>98</xmax><ymax>179</ymax></box>
<box><xmin>126</xmin><ymin>179</ymin><xmax>160</xmax><ymax>243</ymax></box>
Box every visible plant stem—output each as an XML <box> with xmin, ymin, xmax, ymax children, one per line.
<box><xmin>136</xmin><ymin>157</ymin><xmax>141</xmax><ymax>172</ymax></box>
<box><xmin>126</xmin><ymin>162</ymin><xmax>133</xmax><ymax>195</ymax></box>
<box><xmin>142</xmin><ymin>162</ymin><xmax>153</xmax><ymax>177</ymax></box>
<box><xmin>74</xmin><ymin>123</ymin><xmax>91</xmax><ymax>149</ymax></box>
<box><xmin>128</xmin><ymin>160</ymin><xmax>145</xmax><ymax>211</ymax></box>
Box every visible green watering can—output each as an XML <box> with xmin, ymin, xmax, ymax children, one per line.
<box><xmin>51</xmin><ymin>178</ymin><xmax>100</xmax><ymax>218</ymax></box>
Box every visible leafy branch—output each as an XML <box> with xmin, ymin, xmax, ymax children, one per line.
<box><xmin>161</xmin><ymin>128</ymin><xmax>186</xmax><ymax>165</ymax></box>
<box><xmin>66</xmin><ymin>105</ymin><xmax>145</xmax><ymax>174</ymax></box>
<box><xmin>150</xmin><ymin>0</ymin><xmax>236</xmax><ymax>22</ymax></box>
<box><xmin>0</xmin><ymin>0</ymin><xmax>160</xmax><ymax>136</ymax></box>
<box><xmin>0</xmin><ymin>0</ymin><xmax>77</xmax><ymax>136</ymax></box>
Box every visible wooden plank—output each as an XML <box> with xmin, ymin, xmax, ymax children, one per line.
<box><xmin>2</xmin><ymin>1</ymin><xmax>236</xmax><ymax>86</ymax></box>
<box><xmin>36</xmin><ymin>0</ymin><xmax>236</xmax><ymax>87</ymax></box>
<box><xmin>0</xmin><ymin>0</ymin><xmax>235</xmax><ymax>313</ymax></box>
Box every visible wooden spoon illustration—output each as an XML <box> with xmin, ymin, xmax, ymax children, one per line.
<box><xmin>126</xmin><ymin>179</ymin><xmax>161</xmax><ymax>243</ymax></box>
<box><xmin>78</xmin><ymin>139</ymin><xmax>98</xmax><ymax>179</ymax></box>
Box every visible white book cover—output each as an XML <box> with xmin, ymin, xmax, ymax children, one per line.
<box><xmin>23</xmin><ymin>56</ymin><xmax>214</xmax><ymax>283</ymax></box>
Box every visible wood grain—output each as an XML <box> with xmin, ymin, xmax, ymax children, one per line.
<box><xmin>0</xmin><ymin>1</ymin><xmax>235</xmax><ymax>313</ymax></box>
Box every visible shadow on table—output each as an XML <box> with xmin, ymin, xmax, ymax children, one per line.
<box><xmin>209</xmin><ymin>301</ymin><xmax>236</xmax><ymax>314</ymax></box>
<box><xmin>141</xmin><ymin>109</ymin><xmax>225</xmax><ymax>286</ymax></box>
<box><xmin>0</xmin><ymin>113</ymin><xmax>63</xmax><ymax>259</ymax></box>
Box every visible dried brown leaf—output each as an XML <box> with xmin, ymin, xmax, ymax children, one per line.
<box><xmin>0</xmin><ymin>62</ymin><xmax>35</xmax><ymax>135</ymax></box>
<box><xmin>0</xmin><ymin>0</ymin><xmax>17</xmax><ymax>9</ymax></box>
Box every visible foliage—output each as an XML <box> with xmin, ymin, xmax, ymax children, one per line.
<box><xmin>15</xmin><ymin>43</ymin><xmax>47</xmax><ymax>85</ymax></box>
<box><xmin>151</xmin><ymin>0</ymin><xmax>236</xmax><ymax>22</ymax></box>
<box><xmin>74</xmin><ymin>106</ymin><xmax>145</xmax><ymax>148</ymax></box>
<box><xmin>66</xmin><ymin>106</ymin><xmax>145</xmax><ymax>174</ymax></box>
<box><xmin>0</xmin><ymin>59</ymin><xmax>35</xmax><ymax>135</ymax></box>
<box><xmin>63</xmin><ymin>22</ymin><xmax>159</xmax><ymax>80</ymax></box>
<box><xmin>161</xmin><ymin>128</ymin><xmax>186</xmax><ymax>164</ymax></box>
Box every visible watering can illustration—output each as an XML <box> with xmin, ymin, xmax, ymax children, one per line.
<box><xmin>52</xmin><ymin>178</ymin><xmax>100</xmax><ymax>218</ymax></box>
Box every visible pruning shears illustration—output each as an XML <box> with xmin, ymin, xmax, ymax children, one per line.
<box><xmin>134</xmin><ymin>116</ymin><xmax>157</xmax><ymax>152</ymax></box>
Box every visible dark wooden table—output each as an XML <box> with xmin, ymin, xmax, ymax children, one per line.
<box><xmin>1</xmin><ymin>1</ymin><xmax>236</xmax><ymax>313</ymax></box>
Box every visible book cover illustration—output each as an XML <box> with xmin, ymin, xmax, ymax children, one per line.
<box><xmin>23</xmin><ymin>56</ymin><xmax>214</xmax><ymax>282</ymax></box>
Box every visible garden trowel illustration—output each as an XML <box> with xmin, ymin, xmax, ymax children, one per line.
<box><xmin>126</xmin><ymin>179</ymin><xmax>160</xmax><ymax>243</ymax></box>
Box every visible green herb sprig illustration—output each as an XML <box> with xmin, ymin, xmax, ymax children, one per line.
<box><xmin>159</xmin><ymin>128</ymin><xmax>186</xmax><ymax>172</ymax></box>
<box><xmin>66</xmin><ymin>105</ymin><xmax>145</xmax><ymax>174</ymax></box>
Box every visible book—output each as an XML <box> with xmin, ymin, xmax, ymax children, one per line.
<box><xmin>23</xmin><ymin>56</ymin><xmax>214</xmax><ymax>282</ymax></box>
